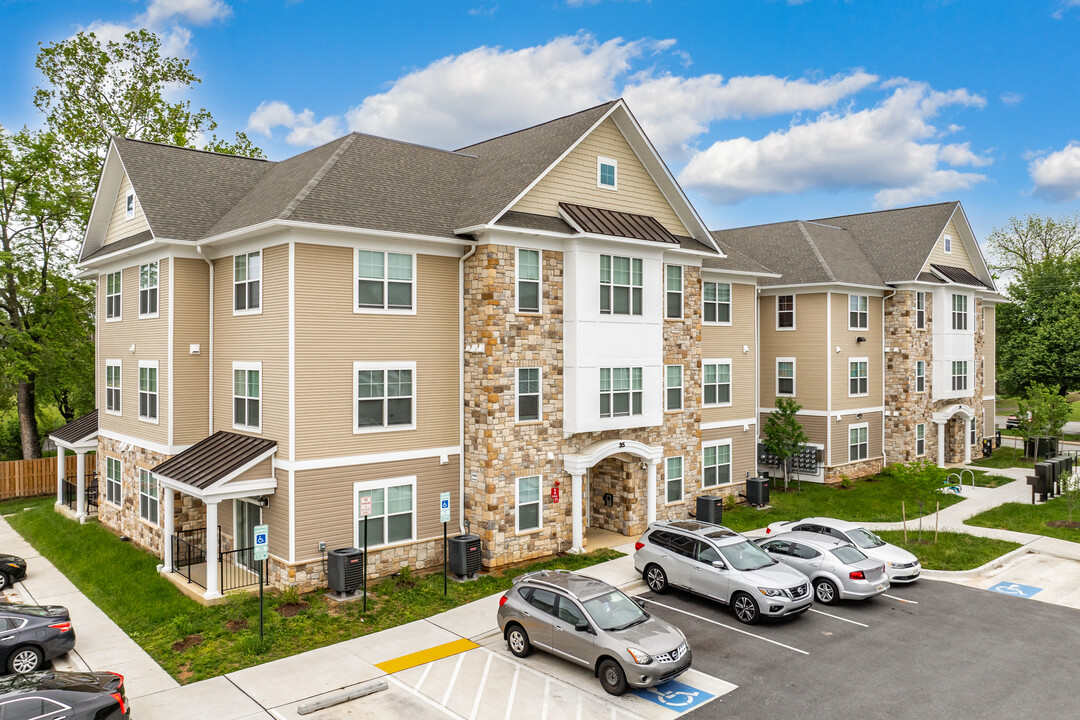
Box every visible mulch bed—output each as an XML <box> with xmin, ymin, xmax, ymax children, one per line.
<box><xmin>1046</xmin><ymin>520</ymin><xmax>1080</xmax><ymax>529</ymax></box>
<box><xmin>275</xmin><ymin>602</ymin><xmax>309</xmax><ymax>618</ymax></box>
<box><xmin>225</xmin><ymin>619</ymin><xmax>248</xmax><ymax>633</ymax></box>
<box><xmin>172</xmin><ymin>634</ymin><xmax>203</xmax><ymax>653</ymax></box>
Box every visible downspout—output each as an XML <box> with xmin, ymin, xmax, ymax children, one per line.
<box><xmin>197</xmin><ymin>247</ymin><xmax>213</xmax><ymax>436</ymax></box>
<box><xmin>882</xmin><ymin>289</ymin><xmax>896</xmax><ymax>468</ymax></box>
<box><xmin>458</xmin><ymin>243</ymin><xmax>477</xmax><ymax>535</ymax></box>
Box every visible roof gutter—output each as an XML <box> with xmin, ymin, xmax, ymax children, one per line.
<box><xmin>197</xmin><ymin>247</ymin><xmax>214</xmax><ymax>438</ymax></box>
<box><xmin>458</xmin><ymin>243</ymin><xmax>477</xmax><ymax>535</ymax></box>
<box><xmin>195</xmin><ymin>218</ymin><xmax>473</xmax><ymax>249</ymax></box>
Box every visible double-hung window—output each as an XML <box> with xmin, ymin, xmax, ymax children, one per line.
<box><xmin>600</xmin><ymin>367</ymin><xmax>642</xmax><ymax>417</ymax></box>
<box><xmin>849</xmin><ymin>425</ymin><xmax>869</xmax><ymax>462</ymax></box>
<box><xmin>138</xmin><ymin>361</ymin><xmax>158</xmax><ymax>422</ymax></box>
<box><xmin>597</xmin><ymin>156</ymin><xmax>617</xmax><ymax>189</ymax></box>
<box><xmin>665</xmin><ymin>365</ymin><xmax>683</xmax><ymax>411</ymax></box>
<box><xmin>777</xmin><ymin>358</ymin><xmax>795</xmax><ymax>396</ymax></box>
<box><xmin>233</xmin><ymin>363</ymin><xmax>261</xmax><ymax>431</ymax></box>
<box><xmin>600</xmin><ymin>255</ymin><xmax>642</xmax><ymax>315</ymax></box>
<box><xmin>703</xmin><ymin>281</ymin><xmax>731</xmax><ymax>323</ymax></box>
<box><xmin>516</xmin><ymin>476</ymin><xmax>542</xmax><ymax>532</ymax></box>
<box><xmin>703</xmin><ymin>361</ymin><xmax>732</xmax><ymax>406</ymax></box>
<box><xmin>665</xmin><ymin>265</ymin><xmax>683</xmax><ymax>319</ymax></box>
<box><xmin>139</xmin><ymin>261</ymin><xmax>158</xmax><ymax>317</ymax></box>
<box><xmin>516</xmin><ymin>368</ymin><xmax>541</xmax><ymax>422</ymax></box>
<box><xmin>951</xmin><ymin>294</ymin><xmax>968</xmax><ymax>330</ymax></box>
<box><xmin>516</xmin><ymin>249</ymin><xmax>541</xmax><ymax>313</ymax></box>
<box><xmin>357</xmin><ymin>250</ymin><xmax>414</xmax><ymax>311</ymax></box>
<box><xmin>702</xmin><ymin>441</ymin><xmax>732</xmax><ymax>487</ymax></box>
<box><xmin>105</xmin><ymin>360</ymin><xmax>121</xmax><ymax>415</ymax></box>
<box><xmin>916</xmin><ymin>292</ymin><xmax>926</xmax><ymax>329</ymax></box>
<box><xmin>356</xmin><ymin>478</ymin><xmax>415</xmax><ymax>547</ymax></box>
<box><xmin>915</xmin><ymin>360</ymin><xmax>926</xmax><ymax>393</ymax></box>
<box><xmin>139</xmin><ymin>469</ymin><xmax>158</xmax><ymax>524</ymax></box>
<box><xmin>105</xmin><ymin>271</ymin><xmax>122</xmax><ymax>320</ymax></box>
<box><xmin>665</xmin><ymin>457</ymin><xmax>683</xmax><ymax>503</ymax></box>
<box><xmin>777</xmin><ymin>295</ymin><xmax>795</xmax><ymax>329</ymax></box>
<box><xmin>849</xmin><ymin>295</ymin><xmax>869</xmax><ymax>330</ymax></box>
<box><xmin>951</xmin><ymin>361</ymin><xmax>968</xmax><ymax>391</ymax></box>
<box><xmin>849</xmin><ymin>359</ymin><xmax>869</xmax><ymax>396</ymax></box>
<box><xmin>916</xmin><ymin>423</ymin><xmax>926</xmax><ymax>456</ymax></box>
<box><xmin>970</xmin><ymin>417</ymin><xmax>977</xmax><ymax>445</ymax></box>
<box><xmin>106</xmin><ymin>456</ymin><xmax>122</xmax><ymax>506</ymax></box>
<box><xmin>355</xmin><ymin>363</ymin><xmax>415</xmax><ymax>431</ymax></box>
<box><xmin>234</xmin><ymin>251</ymin><xmax>261</xmax><ymax>312</ymax></box>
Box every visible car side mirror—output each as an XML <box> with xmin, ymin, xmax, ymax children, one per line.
<box><xmin>712</xmin><ymin>560</ymin><xmax>727</xmax><ymax>570</ymax></box>
<box><xmin>633</xmin><ymin>597</ymin><xmax>646</xmax><ymax>609</ymax></box>
<box><xmin>575</xmin><ymin>621</ymin><xmax>590</xmax><ymax>633</ymax></box>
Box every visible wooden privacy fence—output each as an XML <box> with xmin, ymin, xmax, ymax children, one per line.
<box><xmin>0</xmin><ymin>455</ymin><xmax>81</xmax><ymax>501</ymax></box>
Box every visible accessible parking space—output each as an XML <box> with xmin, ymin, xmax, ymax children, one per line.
<box><xmin>954</xmin><ymin>551</ymin><xmax>1080</xmax><ymax>609</ymax></box>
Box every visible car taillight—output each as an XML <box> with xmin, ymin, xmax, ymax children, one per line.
<box><xmin>108</xmin><ymin>672</ymin><xmax>126</xmax><ymax>715</ymax></box>
<box><xmin>634</xmin><ymin>542</ymin><xmax>644</xmax><ymax>551</ymax></box>
<box><xmin>765</xmin><ymin>528</ymin><xmax>771</xmax><ymax>534</ymax></box>
<box><xmin>499</xmin><ymin>595</ymin><xmax>508</xmax><ymax>607</ymax></box>
<box><xmin>849</xmin><ymin>570</ymin><xmax>865</xmax><ymax>580</ymax></box>
<box><xmin>48</xmin><ymin>622</ymin><xmax>71</xmax><ymax>632</ymax></box>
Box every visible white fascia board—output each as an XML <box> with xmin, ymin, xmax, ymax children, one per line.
<box><xmin>98</xmin><ymin>428</ymin><xmax>190</xmax><ymax>456</ymax></box>
<box><xmin>77</xmin><ymin>240</ymin><xmax>202</xmax><ymax>273</ymax></box>
<box><xmin>51</xmin><ymin>436</ymin><xmax>99</xmax><ymax>452</ymax></box>
<box><xmin>758</xmin><ymin>282</ymin><xmax>891</xmax><ymax>294</ymax></box>
<box><xmin>204</xmin><ymin>447</ymin><xmax>278</xmax><ymax>491</ymax></box>
<box><xmin>701</xmin><ymin>267</ymin><xmax>783</xmax><ymax>281</ymax></box>
<box><xmin>197</xmin><ymin>218</ymin><xmax>472</xmax><ymax>253</ymax></box>
<box><xmin>274</xmin><ymin>444</ymin><xmax>461</xmax><ymax>473</ymax></box>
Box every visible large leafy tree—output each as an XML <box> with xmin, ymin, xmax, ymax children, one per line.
<box><xmin>986</xmin><ymin>213</ymin><xmax>1080</xmax><ymax>277</ymax></box>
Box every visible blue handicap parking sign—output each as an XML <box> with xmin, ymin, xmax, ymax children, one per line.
<box><xmin>989</xmin><ymin>581</ymin><xmax>1042</xmax><ymax>598</ymax></box>
<box><xmin>634</xmin><ymin>679</ymin><xmax>714</xmax><ymax>712</ymax></box>
<box><xmin>255</xmin><ymin>533</ymin><xmax>267</xmax><ymax>545</ymax></box>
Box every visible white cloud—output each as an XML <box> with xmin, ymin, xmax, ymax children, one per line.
<box><xmin>247</xmin><ymin>101</ymin><xmax>343</xmax><ymax>147</ymax></box>
<box><xmin>468</xmin><ymin>4</ymin><xmax>499</xmax><ymax>16</ymax></box>
<box><xmin>1053</xmin><ymin>0</ymin><xmax>1080</xmax><ymax>19</ymax></box>
<box><xmin>1000</xmin><ymin>92</ymin><xmax>1024</xmax><ymax>106</ymax></box>
<box><xmin>679</xmin><ymin>81</ymin><xmax>989</xmax><ymax>207</ymax></box>
<box><xmin>82</xmin><ymin>0</ymin><xmax>231</xmax><ymax>56</ymax></box>
<box><xmin>1029</xmin><ymin>142</ymin><xmax>1080</xmax><ymax>202</ymax></box>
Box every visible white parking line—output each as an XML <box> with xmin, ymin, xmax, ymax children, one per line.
<box><xmin>389</xmin><ymin>675</ymin><xmax>468</xmax><ymax>720</ymax></box>
<box><xmin>809</xmin><ymin>609</ymin><xmax>869</xmax><ymax>627</ymax></box>
<box><xmin>883</xmin><ymin>593</ymin><xmax>918</xmax><ymax>604</ymax></box>
<box><xmin>644</xmin><ymin>599</ymin><xmax>809</xmax><ymax>655</ymax></box>
<box><xmin>416</xmin><ymin>660</ymin><xmax>433</xmax><ymax>691</ymax></box>
<box><xmin>503</xmin><ymin>665</ymin><xmax>519</xmax><ymax>720</ymax></box>
<box><xmin>540</xmin><ymin>677</ymin><xmax>550</xmax><ymax>720</ymax></box>
<box><xmin>468</xmin><ymin>653</ymin><xmax>493</xmax><ymax>720</ymax></box>
<box><xmin>441</xmin><ymin>653</ymin><xmax>465</xmax><ymax>707</ymax></box>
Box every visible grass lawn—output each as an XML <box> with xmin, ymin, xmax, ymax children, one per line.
<box><xmin>875</xmin><ymin>530</ymin><xmax>1021</xmax><ymax>571</ymax></box>
<box><xmin>971</xmin><ymin>446</ymin><xmax>1037</xmax><ymax>470</ymax></box>
<box><xmin>720</xmin><ymin>471</ymin><xmax>965</xmax><ymax>533</ymax></box>
<box><xmin>961</xmin><ymin>469</ymin><xmax>1016</xmax><ymax>488</ymax></box>
<box><xmin>0</xmin><ymin>497</ymin><xmax>621</xmax><ymax>683</ymax></box>
<box><xmin>965</xmin><ymin>495</ymin><xmax>1080</xmax><ymax>543</ymax></box>
<box><xmin>999</xmin><ymin>429</ymin><xmax>1080</xmax><ymax>442</ymax></box>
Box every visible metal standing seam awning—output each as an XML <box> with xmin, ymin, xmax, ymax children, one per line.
<box><xmin>48</xmin><ymin>409</ymin><xmax>99</xmax><ymax>452</ymax></box>
<box><xmin>151</xmin><ymin>431</ymin><xmax>277</xmax><ymax>501</ymax></box>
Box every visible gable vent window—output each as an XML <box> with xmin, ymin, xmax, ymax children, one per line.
<box><xmin>234</xmin><ymin>251</ymin><xmax>262</xmax><ymax>312</ymax></box>
<box><xmin>357</xmin><ymin>251</ymin><xmax>414</xmax><ymax>311</ymax></box>
<box><xmin>125</xmin><ymin>191</ymin><xmax>135</xmax><ymax>220</ymax></box>
<box><xmin>597</xmin><ymin>156</ymin><xmax>617</xmax><ymax>190</ymax></box>
<box><xmin>944</xmin><ymin>235</ymin><xmax>952</xmax><ymax>254</ymax></box>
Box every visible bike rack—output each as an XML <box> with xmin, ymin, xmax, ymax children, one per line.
<box><xmin>946</xmin><ymin>469</ymin><xmax>975</xmax><ymax>492</ymax></box>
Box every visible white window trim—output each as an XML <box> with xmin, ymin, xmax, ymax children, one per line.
<box><xmin>848</xmin><ymin>294</ymin><xmax>869</xmax><ymax>331</ymax></box>
<box><xmin>703</xmin><ymin>359</ymin><xmax>733</xmax><ymax>408</ymax></box>
<box><xmin>702</xmin><ymin>281</ymin><xmax>732</xmax><ymax>327</ymax></box>
<box><xmin>944</xmin><ymin>235</ymin><xmax>953</xmax><ymax>254</ymax></box>
<box><xmin>970</xmin><ymin>416</ymin><xmax>977</xmax><ymax>445</ymax></box>
<box><xmin>664</xmin><ymin>364</ymin><xmax>684</xmax><ymax>412</ymax></box>
<box><xmin>104</xmin><ymin>270</ymin><xmax>122</xmax><ymax>323</ymax></box>
<box><xmin>951</xmin><ymin>293</ymin><xmax>969</xmax><ymax>331</ymax></box>
<box><xmin>125</xmin><ymin>191</ymin><xmax>135</xmax><ymax>220</ymax></box>
<box><xmin>776</xmin><ymin>295</ymin><xmax>796</xmax><ymax>331</ymax></box>
<box><xmin>233</xmin><ymin>250</ymin><xmax>263</xmax><ymax>316</ymax></box>
<box><xmin>664</xmin><ymin>456</ymin><xmax>684</xmax><ymax>505</ymax></box>
<box><xmin>515</xmin><ymin>248</ymin><xmax>542</xmax><ymax>315</ymax></box>
<box><xmin>515</xmin><ymin>474</ymin><xmax>543</xmax><ymax>534</ymax></box>
<box><xmin>952</xmin><ymin>360</ymin><xmax>969</xmax><ymax>392</ymax></box>
<box><xmin>353</xmin><ymin>249</ymin><xmax>417</xmax><ymax>316</ymax></box>
<box><xmin>776</xmin><ymin>357</ymin><xmax>796</xmax><ymax>397</ymax></box>
<box><xmin>848</xmin><ymin>357</ymin><xmax>869</xmax><ymax>398</ymax></box>
<box><xmin>665</xmin><ymin>265</ymin><xmax>683</xmax><ymax>320</ymax></box>
<box><xmin>105</xmin><ymin>359</ymin><xmax>122</xmax><ymax>416</ymax></box>
<box><xmin>138</xmin><ymin>261</ymin><xmax>159</xmax><ymax>319</ymax></box>
<box><xmin>138</xmin><ymin>468</ymin><xmax>159</xmax><ymax>526</ymax></box>
<box><xmin>916</xmin><ymin>423</ymin><xmax>926</xmax><ymax>457</ymax></box>
<box><xmin>232</xmin><ymin>361</ymin><xmax>262</xmax><ymax>433</ymax></box>
<box><xmin>353</xmin><ymin>361</ymin><xmax>417</xmax><ymax>434</ymax></box>
<box><xmin>702</xmin><ymin>439</ymin><xmax>733</xmax><ymax>488</ymax></box>
<box><xmin>599</xmin><ymin>366</ymin><xmax>644</xmax><ymax>418</ymax></box>
<box><xmin>915</xmin><ymin>360</ymin><xmax>926</xmax><ymax>394</ymax></box>
<box><xmin>137</xmin><ymin>360</ymin><xmax>159</xmax><ymax>424</ymax></box>
<box><xmin>105</xmin><ymin>456</ymin><xmax>122</xmax><ymax>507</ymax></box>
<box><xmin>848</xmin><ymin>422</ymin><xmax>870</xmax><ymax>462</ymax></box>
<box><xmin>597</xmin><ymin>155</ymin><xmax>618</xmax><ymax>190</ymax></box>
<box><xmin>516</xmin><ymin>367</ymin><xmax>542</xmax><ymax>423</ymax></box>
<box><xmin>916</xmin><ymin>292</ymin><xmax>926</xmax><ymax>330</ymax></box>
<box><xmin>352</xmin><ymin>476</ymin><xmax>418</xmax><ymax>549</ymax></box>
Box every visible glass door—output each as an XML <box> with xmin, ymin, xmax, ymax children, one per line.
<box><xmin>235</xmin><ymin>500</ymin><xmax>261</xmax><ymax>572</ymax></box>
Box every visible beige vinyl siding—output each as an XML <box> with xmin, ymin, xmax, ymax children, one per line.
<box><xmin>213</xmin><ymin>244</ymin><xmax>289</xmax><ymax>456</ymax></box>
<box><xmin>921</xmin><ymin>218</ymin><xmax>976</xmax><ymax>274</ymax></box>
<box><xmin>984</xmin><ymin>401</ymin><xmax>996</xmax><ymax>432</ymax></box>
<box><xmin>830</xmin><ymin>412</ymin><xmax>883</xmax><ymax>466</ymax></box>
<box><xmin>219</xmin><ymin>499</ymin><xmax>235</xmax><ymax>539</ymax></box>
<box><xmin>96</xmin><ymin>258</ymin><xmax>169</xmax><ymax>446</ymax></box>
<box><xmin>983</xmin><ymin>304</ymin><xmax>996</xmax><ymax>392</ymax></box>
<box><xmin>511</xmin><ymin>118</ymin><xmax>690</xmax><ymax>237</ymax></box>
<box><xmin>758</xmin><ymin>413</ymin><xmax>828</xmax><ymax>448</ymax></box>
<box><xmin>234</xmin><ymin>457</ymin><xmax>273</xmax><ymax>482</ymax></box>
<box><xmin>264</xmin><ymin>470</ymin><xmax>290</xmax><ymax>558</ymax></box>
<box><xmin>172</xmin><ymin>259</ymin><xmax>210</xmax><ymax>445</ymax></box>
<box><xmin>701</xmin><ymin>282</ymin><xmax>756</xmax><ymax>423</ymax></box>
<box><xmin>293</xmin><ymin>456</ymin><xmax>460</xmax><ymax>561</ymax></box>
<box><xmin>700</xmin><ymin>427</ymin><xmax>755</xmax><ymax>483</ymax></box>
<box><xmin>831</xmin><ymin>293</ymin><xmax>883</xmax><ymax>412</ymax></box>
<box><xmin>759</xmin><ymin>293</ymin><xmax>828</xmax><ymax>411</ymax></box>
<box><xmin>293</xmin><ymin>245</ymin><xmax>459</xmax><ymax>461</ymax></box>
<box><xmin>103</xmin><ymin>173</ymin><xmax>150</xmax><ymax>245</ymax></box>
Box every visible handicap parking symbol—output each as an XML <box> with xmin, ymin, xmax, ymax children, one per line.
<box><xmin>989</xmin><ymin>581</ymin><xmax>1042</xmax><ymax>598</ymax></box>
<box><xmin>634</xmin><ymin>680</ymin><xmax>714</xmax><ymax>712</ymax></box>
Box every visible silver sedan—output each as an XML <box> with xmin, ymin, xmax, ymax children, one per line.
<box><xmin>756</xmin><ymin>532</ymin><xmax>889</xmax><ymax>604</ymax></box>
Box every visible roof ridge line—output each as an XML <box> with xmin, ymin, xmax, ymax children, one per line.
<box><xmin>456</xmin><ymin>99</ymin><xmax>618</xmax><ymax>151</ymax></box>
<box><xmin>280</xmin><ymin>134</ymin><xmax>358</xmax><ymax>221</ymax></box>
<box><xmin>796</xmin><ymin>221</ymin><xmax>837</xmax><ymax>283</ymax></box>
<box><xmin>802</xmin><ymin>220</ymin><xmax>844</xmax><ymax>230</ymax></box>
<box><xmin>113</xmin><ymin>136</ymin><xmax>272</xmax><ymax>162</ymax></box>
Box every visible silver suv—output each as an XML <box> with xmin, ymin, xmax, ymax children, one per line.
<box><xmin>634</xmin><ymin>520</ymin><xmax>812</xmax><ymax>625</ymax></box>
<box><xmin>497</xmin><ymin>570</ymin><xmax>691</xmax><ymax>695</ymax></box>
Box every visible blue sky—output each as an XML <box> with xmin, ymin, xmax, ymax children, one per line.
<box><xmin>3</xmin><ymin>0</ymin><xmax>1080</xmax><ymax>246</ymax></box>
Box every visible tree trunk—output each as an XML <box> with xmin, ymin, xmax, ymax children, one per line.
<box><xmin>17</xmin><ymin>379</ymin><xmax>42</xmax><ymax>460</ymax></box>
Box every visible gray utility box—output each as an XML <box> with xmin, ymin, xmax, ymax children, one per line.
<box><xmin>448</xmin><ymin>534</ymin><xmax>482</xmax><ymax>578</ymax></box>
<box><xmin>746</xmin><ymin>477</ymin><xmax>770</xmax><ymax>507</ymax></box>
<box><xmin>328</xmin><ymin>547</ymin><xmax>364</xmax><ymax>593</ymax></box>
<box><xmin>696</xmin><ymin>495</ymin><xmax>724</xmax><ymax>525</ymax></box>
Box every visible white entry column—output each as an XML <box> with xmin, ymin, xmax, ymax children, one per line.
<box><xmin>646</xmin><ymin>459</ymin><xmax>657</xmax><ymax>524</ymax></box>
<box><xmin>74</xmin><ymin>450</ymin><xmax>87</xmax><ymax>520</ymax></box>
<box><xmin>55</xmin><ymin>445</ymin><xmax>65</xmax><ymax>505</ymax></box>
<box><xmin>937</xmin><ymin>421</ymin><xmax>946</xmax><ymax>468</ymax></box>
<box><xmin>570</xmin><ymin>472</ymin><xmax>584</xmax><ymax>554</ymax></box>
<box><xmin>964</xmin><ymin>419</ymin><xmax>972</xmax><ymax>464</ymax></box>
<box><xmin>205</xmin><ymin>500</ymin><xmax>221</xmax><ymax>599</ymax></box>
<box><xmin>162</xmin><ymin>488</ymin><xmax>175</xmax><ymax>573</ymax></box>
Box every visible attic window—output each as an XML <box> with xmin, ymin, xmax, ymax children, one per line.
<box><xmin>597</xmin><ymin>157</ymin><xmax>617</xmax><ymax>190</ymax></box>
<box><xmin>125</xmin><ymin>192</ymin><xmax>135</xmax><ymax>220</ymax></box>
<box><xmin>944</xmin><ymin>235</ymin><xmax>952</xmax><ymax>254</ymax></box>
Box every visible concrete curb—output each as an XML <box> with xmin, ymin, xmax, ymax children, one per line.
<box><xmin>297</xmin><ymin>679</ymin><xmax>388</xmax><ymax>715</ymax></box>
<box><xmin>920</xmin><ymin>542</ymin><xmax>1038</xmax><ymax>581</ymax></box>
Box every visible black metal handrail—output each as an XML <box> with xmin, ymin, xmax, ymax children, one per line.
<box><xmin>220</xmin><ymin>547</ymin><xmax>267</xmax><ymax>592</ymax></box>
<box><xmin>61</xmin><ymin>472</ymin><xmax>99</xmax><ymax>513</ymax></box>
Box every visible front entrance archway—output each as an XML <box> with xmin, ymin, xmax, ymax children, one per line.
<box><xmin>932</xmin><ymin>404</ymin><xmax>976</xmax><ymax>467</ymax></box>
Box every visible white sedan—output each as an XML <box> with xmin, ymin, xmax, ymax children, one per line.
<box><xmin>764</xmin><ymin>517</ymin><xmax>921</xmax><ymax>583</ymax></box>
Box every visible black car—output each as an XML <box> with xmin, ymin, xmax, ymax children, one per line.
<box><xmin>0</xmin><ymin>604</ymin><xmax>76</xmax><ymax>675</ymax></box>
<box><xmin>0</xmin><ymin>556</ymin><xmax>27</xmax><ymax>591</ymax></box>
<box><xmin>0</xmin><ymin>671</ymin><xmax>129</xmax><ymax>719</ymax></box>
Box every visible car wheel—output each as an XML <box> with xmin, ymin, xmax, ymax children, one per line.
<box><xmin>506</xmin><ymin>624</ymin><xmax>532</xmax><ymax>658</ymax></box>
<box><xmin>598</xmin><ymin>658</ymin><xmax>629</xmax><ymax>696</ymax></box>
<box><xmin>644</xmin><ymin>564</ymin><xmax>668</xmax><ymax>593</ymax></box>
<box><xmin>0</xmin><ymin>572</ymin><xmax>10</xmax><ymax>592</ymax></box>
<box><xmin>814</xmin><ymin>578</ymin><xmax>839</xmax><ymax>605</ymax></box>
<box><xmin>7</xmin><ymin>646</ymin><xmax>43</xmax><ymax>674</ymax></box>
<box><xmin>731</xmin><ymin>592</ymin><xmax>760</xmax><ymax>625</ymax></box>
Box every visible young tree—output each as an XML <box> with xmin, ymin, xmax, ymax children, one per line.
<box><xmin>762</xmin><ymin>397</ymin><xmax>810</xmax><ymax>491</ymax></box>
<box><xmin>894</xmin><ymin>460</ymin><xmax>947</xmax><ymax>542</ymax></box>
<box><xmin>1016</xmin><ymin>382</ymin><xmax>1071</xmax><ymax>459</ymax></box>
<box><xmin>1061</xmin><ymin>466</ymin><xmax>1080</xmax><ymax>524</ymax></box>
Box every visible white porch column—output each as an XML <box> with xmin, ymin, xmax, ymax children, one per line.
<box><xmin>937</xmin><ymin>422</ymin><xmax>946</xmax><ymax>468</ymax></box>
<box><xmin>964</xmin><ymin>420</ymin><xmax>972</xmax><ymax>464</ymax></box>
<box><xmin>570</xmin><ymin>472</ymin><xmax>584</xmax><ymax>554</ymax></box>
<box><xmin>205</xmin><ymin>500</ymin><xmax>221</xmax><ymax>599</ymax></box>
<box><xmin>55</xmin><ymin>445</ymin><xmax>65</xmax><ymax>505</ymax></box>
<box><xmin>646</xmin><ymin>459</ymin><xmax>658</xmax><ymax>524</ymax></box>
<box><xmin>162</xmin><ymin>488</ymin><xmax>175</xmax><ymax>573</ymax></box>
<box><xmin>75</xmin><ymin>450</ymin><xmax>87</xmax><ymax>520</ymax></box>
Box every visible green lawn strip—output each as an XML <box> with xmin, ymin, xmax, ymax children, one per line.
<box><xmin>874</xmin><ymin>531</ymin><xmax>1021</xmax><ymax>571</ymax></box>
<box><xmin>965</xmin><ymin>496</ymin><xmax>1080</xmax><ymax>543</ymax></box>
<box><xmin>719</xmin><ymin>472</ymin><xmax>965</xmax><ymax>533</ymax></box>
<box><xmin>971</xmin><ymin>447</ymin><xmax>1037</xmax><ymax>470</ymax></box>
<box><xmin>3</xmin><ymin>498</ymin><xmax>621</xmax><ymax>683</ymax></box>
<box><xmin>962</xmin><ymin>469</ymin><xmax>1016</xmax><ymax>488</ymax></box>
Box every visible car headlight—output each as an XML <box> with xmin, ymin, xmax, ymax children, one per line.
<box><xmin>626</xmin><ymin>647</ymin><xmax>653</xmax><ymax>665</ymax></box>
<box><xmin>758</xmin><ymin>587</ymin><xmax>784</xmax><ymax>597</ymax></box>
<box><xmin>885</xmin><ymin>562</ymin><xmax>895</xmax><ymax>568</ymax></box>
<box><xmin>6</xmin><ymin>563</ymin><xmax>18</xmax><ymax>569</ymax></box>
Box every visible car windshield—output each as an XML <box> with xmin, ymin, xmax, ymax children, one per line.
<box><xmin>846</xmin><ymin>527</ymin><xmax>886</xmax><ymax>549</ymax></box>
<box><xmin>719</xmin><ymin>540</ymin><xmax>776</xmax><ymax>571</ymax></box>
<box><xmin>582</xmin><ymin>590</ymin><xmax>648</xmax><ymax>631</ymax></box>
<box><xmin>831</xmin><ymin>545</ymin><xmax>868</xmax><ymax>564</ymax></box>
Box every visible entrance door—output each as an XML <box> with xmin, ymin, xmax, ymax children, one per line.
<box><xmin>235</xmin><ymin>500</ymin><xmax>261</xmax><ymax>571</ymax></box>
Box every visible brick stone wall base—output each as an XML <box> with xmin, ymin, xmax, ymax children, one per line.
<box><xmin>824</xmin><ymin>458</ymin><xmax>885</xmax><ymax>484</ymax></box>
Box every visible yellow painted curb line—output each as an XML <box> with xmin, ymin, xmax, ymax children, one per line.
<box><xmin>375</xmin><ymin>638</ymin><xmax>479</xmax><ymax>674</ymax></box>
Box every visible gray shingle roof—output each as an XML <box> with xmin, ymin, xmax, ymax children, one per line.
<box><xmin>152</xmin><ymin>431</ymin><xmax>276</xmax><ymax>490</ymax></box>
<box><xmin>497</xmin><ymin>211</ymin><xmax>574</xmax><ymax>234</ymax></box>
<box><xmin>703</xmin><ymin>237</ymin><xmax>777</xmax><ymax>275</ymax></box>
<box><xmin>81</xmin><ymin>230</ymin><xmax>153</xmax><ymax>262</ymax></box>
<box><xmin>49</xmin><ymin>410</ymin><xmax>98</xmax><ymax>444</ymax></box>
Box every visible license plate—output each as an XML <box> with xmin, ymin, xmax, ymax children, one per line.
<box><xmin>876</xmin><ymin>585</ymin><xmax>884</xmax><ymax>591</ymax></box>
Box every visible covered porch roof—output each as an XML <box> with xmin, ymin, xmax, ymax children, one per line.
<box><xmin>152</xmin><ymin>431</ymin><xmax>277</xmax><ymax>502</ymax></box>
<box><xmin>47</xmin><ymin>410</ymin><xmax>99</xmax><ymax>452</ymax></box>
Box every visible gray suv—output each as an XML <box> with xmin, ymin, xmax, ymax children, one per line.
<box><xmin>634</xmin><ymin>520</ymin><xmax>812</xmax><ymax>625</ymax></box>
<box><xmin>497</xmin><ymin>570</ymin><xmax>691</xmax><ymax>695</ymax></box>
